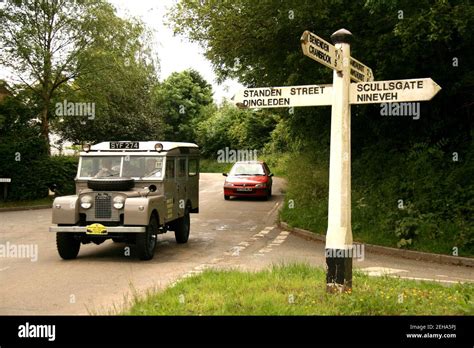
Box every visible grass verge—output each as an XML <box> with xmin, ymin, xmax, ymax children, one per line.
<box><xmin>0</xmin><ymin>196</ymin><xmax>53</xmax><ymax>209</ymax></box>
<box><xmin>124</xmin><ymin>264</ymin><xmax>473</xmax><ymax>315</ymax></box>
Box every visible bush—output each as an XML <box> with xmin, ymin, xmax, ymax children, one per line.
<box><xmin>280</xmin><ymin>140</ymin><xmax>474</xmax><ymax>257</ymax></box>
<box><xmin>0</xmin><ymin>154</ymin><xmax>78</xmax><ymax>201</ymax></box>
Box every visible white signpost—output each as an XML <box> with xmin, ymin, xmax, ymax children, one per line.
<box><xmin>300</xmin><ymin>30</ymin><xmax>341</xmax><ymax>71</ymax></box>
<box><xmin>233</xmin><ymin>84</ymin><xmax>333</xmax><ymax>108</ymax></box>
<box><xmin>233</xmin><ymin>29</ymin><xmax>441</xmax><ymax>293</ymax></box>
<box><xmin>350</xmin><ymin>78</ymin><xmax>441</xmax><ymax>104</ymax></box>
<box><xmin>349</xmin><ymin>56</ymin><xmax>374</xmax><ymax>82</ymax></box>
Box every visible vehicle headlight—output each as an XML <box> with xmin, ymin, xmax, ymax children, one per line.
<box><xmin>224</xmin><ymin>182</ymin><xmax>234</xmax><ymax>187</ymax></box>
<box><xmin>113</xmin><ymin>196</ymin><xmax>125</xmax><ymax>209</ymax></box>
<box><xmin>255</xmin><ymin>183</ymin><xmax>266</xmax><ymax>188</ymax></box>
<box><xmin>80</xmin><ymin>195</ymin><xmax>93</xmax><ymax>209</ymax></box>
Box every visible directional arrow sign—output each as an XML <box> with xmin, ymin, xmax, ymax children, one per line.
<box><xmin>350</xmin><ymin>56</ymin><xmax>373</xmax><ymax>82</ymax></box>
<box><xmin>234</xmin><ymin>84</ymin><xmax>333</xmax><ymax>108</ymax></box>
<box><xmin>301</xmin><ymin>30</ymin><xmax>342</xmax><ymax>71</ymax></box>
<box><xmin>350</xmin><ymin>78</ymin><xmax>441</xmax><ymax>104</ymax></box>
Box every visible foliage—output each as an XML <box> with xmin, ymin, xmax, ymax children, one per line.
<box><xmin>0</xmin><ymin>0</ymin><xmax>134</xmax><ymax>150</ymax></box>
<box><xmin>0</xmin><ymin>92</ymin><xmax>78</xmax><ymax>200</ymax></box>
<box><xmin>50</xmin><ymin>3</ymin><xmax>160</xmax><ymax>144</ymax></box>
<box><xmin>196</xmin><ymin>102</ymin><xmax>277</xmax><ymax>158</ymax></box>
<box><xmin>170</xmin><ymin>0</ymin><xmax>474</xmax><ymax>256</ymax></box>
<box><xmin>154</xmin><ymin>69</ymin><xmax>213</xmax><ymax>142</ymax></box>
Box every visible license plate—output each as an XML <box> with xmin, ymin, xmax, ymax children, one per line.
<box><xmin>109</xmin><ymin>141</ymin><xmax>139</xmax><ymax>150</ymax></box>
<box><xmin>86</xmin><ymin>223</ymin><xmax>108</xmax><ymax>235</ymax></box>
<box><xmin>236</xmin><ymin>188</ymin><xmax>253</xmax><ymax>192</ymax></box>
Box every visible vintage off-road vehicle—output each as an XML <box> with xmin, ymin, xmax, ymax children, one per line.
<box><xmin>49</xmin><ymin>141</ymin><xmax>199</xmax><ymax>260</ymax></box>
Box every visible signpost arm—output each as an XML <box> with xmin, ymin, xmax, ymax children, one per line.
<box><xmin>325</xmin><ymin>29</ymin><xmax>353</xmax><ymax>293</ymax></box>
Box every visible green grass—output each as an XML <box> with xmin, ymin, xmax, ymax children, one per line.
<box><xmin>0</xmin><ymin>196</ymin><xmax>54</xmax><ymax>208</ymax></box>
<box><xmin>124</xmin><ymin>264</ymin><xmax>473</xmax><ymax>315</ymax></box>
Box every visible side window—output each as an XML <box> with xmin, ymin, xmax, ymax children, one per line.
<box><xmin>188</xmin><ymin>159</ymin><xmax>198</xmax><ymax>176</ymax></box>
<box><xmin>178</xmin><ymin>158</ymin><xmax>186</xmax><ymax>177</ymax></box>
<box><xmin>166</xmin><ymin>158</ymin><xmax>175</xmax><ymax>179</ymax></box>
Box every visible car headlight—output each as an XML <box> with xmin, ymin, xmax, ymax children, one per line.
<box><xmin>224</xmin><ymin>182</ymin><xmax>234</xmax><ymax>187</ymax></box>
<box><xmin>80</xmin><ymin>195</ymin><xmax>93</xmax><ymax>209</ymax></box>
<box><xmin>255</xmin><ymin>183</ymin><xmax>266</xmax><ymax>188</ymax></box>
<box><xmin>113</xmin><ymin>196</ymin><xmax>125</xmax><ymax>209</ymax></box>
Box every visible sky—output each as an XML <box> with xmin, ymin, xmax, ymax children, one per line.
<box><xmin>0</xmin><ymin>0</ymin><xmax>243</xmax><ymax>104</ymax></box>
<box><xmin>109</xmin><ymin>0</ymin><xmax>242</xmax><ymax>103</ymax></box>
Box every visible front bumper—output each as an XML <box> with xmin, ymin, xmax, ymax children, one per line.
<box><xmin>224</xmin><ymin>187</ymin><xmax>267</xmax><ymax>197</ymax></box>
<box><xmin>49</xmin><ymin>226</ymin><xmax>146</xmax><ymax>233</ymax></box>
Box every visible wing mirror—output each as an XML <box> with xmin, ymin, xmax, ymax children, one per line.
<box><xmin>222</xmin><ymin>173</ymin><xmax>228</xmax><ymax>177</ymax></box>
<box><xmin>268</xmin><ymin>173</ymin><xmax>274</xmax><ymax>177</ymax></box>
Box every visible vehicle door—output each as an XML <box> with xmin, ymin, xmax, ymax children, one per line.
<box><xmin>176</xmin><ymin>156</ymin><xmax>187</xmax><ymax>217</ymax></box>
<box><xmin>164</xmin><ymin>157</ymin><xmax>177</xmax><ymax>222</ymax></box>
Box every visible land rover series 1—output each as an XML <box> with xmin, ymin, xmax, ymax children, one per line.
<box><xmin>49</xmin><ymin>141</ymin><xmax>199</xmax><ymax>260</ymax></box>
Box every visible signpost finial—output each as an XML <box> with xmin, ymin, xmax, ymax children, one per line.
<box><xmin>331</xmin><ymin>28</ymin><xmax>352</xmax><ymax>44</ymax></box>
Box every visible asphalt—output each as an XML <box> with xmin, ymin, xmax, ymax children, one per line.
<box><xmin>0</xmin><ymin>173</ymin><xmax>472</xmax><ymax>315</ymax></box>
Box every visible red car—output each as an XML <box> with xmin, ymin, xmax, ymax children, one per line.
<box><xmin>223</xmin><ymin>161</ymin><xmax>273</xmax><ymax>200</ymax></box>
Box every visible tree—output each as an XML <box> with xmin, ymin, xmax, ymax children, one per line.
<box><xmin>168</xmin><ymin>0</ymin><xmax>473</xmax><ymax>153</ymax></box>
<box><xmin>0</xmin><ymin>0</ymin><xmax>139</xmax><ymax>152</ymax></box>
<box><xmin>154</xmin><ymin>69</ymin><xmax>213</xmax><ymax>142</ymax></box>
<box><xmin>195</xmin><ymin>102</ymin><xmax>277</xmax><ymax>157</ymax></box>
<box><xmin>51</xmin><ymin>9</ymin><xmax>160</xmax><ymax>144</ymax></box>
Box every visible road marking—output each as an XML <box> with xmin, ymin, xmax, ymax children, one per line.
<box><xmin>173</xmin><ymin>226</ymin><xmax>281</xmax><ymax>286</ymax></box>
<box><xmin>266</xmin><ymin>202</ymin><xmax>280</xmax><ymax>217</ymax></box>
<box><xmin>224</xmin><ymin>226</ymin><xmax>275</xmax><ymax>256</ymax></box>
<box><xmin>255</xmin><ymin>230</ymin><xmax>289</xmax><ymax>255</ymax></box>
<box><xmin>359</xmin><ymin>267</ymin><xmax>408</xmax><ymax>276</ymax></box>
<box><xmin>396</xmin><ymin>275</ymin><xmax>472</xmax><ymax>284</ymax></box>
<box><xmin>359</xmin><ymin>268</ymin><xmax>473</xmax><ymax>284</ymax></box>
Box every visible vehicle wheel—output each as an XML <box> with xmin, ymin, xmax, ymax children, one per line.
<box><xmin>175</xmin><ymin>208</ymin><xmax>190</xmax><ymax>244</ymax></box>
<box><xmin>136</xmin><ymin>215</ymin><xmax>158</xmax><ymax>260</ymax></box>
<box><xmin>224</xmin><ymin>195</ymin><xmax>230</xmax><ymax>200</ymax></box>
<box><xmin>56</xmin><ymin>233</ymin><xmax>80</xmax><ymax>260</ymax></box>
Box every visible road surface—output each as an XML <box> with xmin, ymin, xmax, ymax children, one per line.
<box><xmin>0</xmin><ymin>173</ymin><xmax>472</xmax><ymax>314</ymax></box>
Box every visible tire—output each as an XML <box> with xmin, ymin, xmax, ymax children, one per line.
<box><xmin>56</xmin><ymin>233</ymin><xmax>80</xmax><ymax>260</ymax></box>
<box><xmin>174</xmin><ymin>208</ymin><xmax>190</xmax><ymax>244</ymax></box>
<box><xmin>224</xmin><ymin>195</ymin><xmax>230</xmax><ymax>200</ymax></box>
<box><xmin>136</xmin><ymin>215</ymin><xmax>158</xmax><ymax>260</ymax></box>
<box><xmin>87</xmin><ymin>178</ymin><xmax>134</xmax><ymax>191</ymax></box>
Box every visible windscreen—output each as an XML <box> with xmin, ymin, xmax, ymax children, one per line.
<box><xmin>229</xmin><ymin>163</ymin><xmax>265</xmax><ymax>176</ymax></box>
<box><xmin>79</xmin><ymin>156</ymin><xmax>164</xmax><ymax>179</ymax></box>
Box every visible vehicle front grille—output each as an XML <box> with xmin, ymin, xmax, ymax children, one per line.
<box><xmin>95</xmin><ymin>193</ymin><xmax>112</xmax><ymax>219</ymax></box>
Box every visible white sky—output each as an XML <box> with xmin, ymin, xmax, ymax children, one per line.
<box><xmin>0</xmin><ymin>0</ymin><xmax>243</xmax><ymax>103</ymax></box>
<box><xmin>109</xmin><ymin>0</ymin><xmax>242</xmax><ymax>103</ymax></box>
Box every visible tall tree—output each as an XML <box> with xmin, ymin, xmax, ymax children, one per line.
<box><xmin>154</xmin><ymin>69</ymin><xmax>213</xmax><ymax>142</ymax></box>
<box><xmin>0</xmin><ymin>0</ymin><xmax>133</xmax><ymax>152</ymax></box>
<box><xmin>51</xmin><ymin>9</ymin><xmax>160</xmax><ymax>144</ymax></box>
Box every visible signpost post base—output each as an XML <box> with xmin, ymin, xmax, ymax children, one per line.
<box><xmin>326</xmin><ymin>249</ymin><xmax>352</xmax><ymax>293</ymax></box>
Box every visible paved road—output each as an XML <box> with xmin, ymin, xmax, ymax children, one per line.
<box><xmin>0</xmin><ymin>173</ymin><xmax>472</xmax><ymax>315</ymax></box>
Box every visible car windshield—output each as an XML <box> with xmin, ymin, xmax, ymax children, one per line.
<box><xmin>79</xmin><ymin>156</ymin><xmax>164</xmax><ymax>179</ymax></box>
<box><xmin>230</xmin><ymin>163</ymin><xmax>265</xmax><ymax>176</ymax></box>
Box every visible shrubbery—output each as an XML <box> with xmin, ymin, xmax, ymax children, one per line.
<box><xmin>280</xmin><ymin>141</ymin><xmax>474</xmax><ymax>257</ymax></box>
